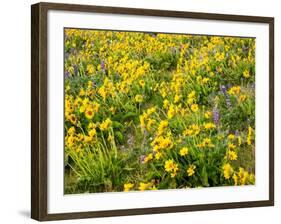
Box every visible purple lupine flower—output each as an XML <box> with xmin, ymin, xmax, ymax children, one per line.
<box><xmin>65</xmin><ymin>71</ymin><xmax>70</xmax><ymax>78</ymax></box>
<box><xmin>213</xmin><ymin>107</ymin><xmax>220</xmax><ymax>127</ymax></box>
<box><xmin>235</xmin><ymin>130</ymin><xmax>239</xmax><ymax>137</ymax></box>
<box><xmin>220</xmin><ymin>85</ymin><xmax>227</xmax><ymax>94</ymax></box>
<box><xmin>227</xmin><ymin>83</ymin><xmax>232</xmax><ymax>89</ymax></box>
<box><xmin>101</xmin><ymin>60</ymin><xmax>105</xmax><ymax>70</ymax></box>
<box><xmin>220</xmin><ymin>85</ymin><xmax>231</xmax><ymax>108</ymax></box>
<box><xmin>64</xmin><ymin>52</ymin><xmax>70</xmax><ymax>60</ymax></box>
<box><xmin>73</xmin><ymin>65</ymin><xmax>78</xmax><ymax>76</ymax></box>
<box><xmin>225</xmin><ymin>95</ymin><xmax>231</xmax><ymax>108</ymax></box>
<box><xmin>70</xmin><ymin>47</ymin><xmax>75</xmax><ymax>54</ymax></box>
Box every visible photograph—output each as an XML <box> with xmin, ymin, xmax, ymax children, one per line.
<box><xmin>63</xmin><ymin>28</ymin><xmax>256</xmax><ymax>194</ymax></box>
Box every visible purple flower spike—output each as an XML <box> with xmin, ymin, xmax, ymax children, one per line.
<box><xmin>235</xmin><ymin>130</ymin><xmax>239</xmax><ymax>136</ymax></box>
<box><xmin>220</xmin><ymin>84</ymin><xmax>231</xmax><ymax>108</ymax></box>
<box><xmin>101</xmin><ymin>60</ymin><xmax>105</xmax><ymax>70</ymax></box>
<box><xmin>220</xmin><ymin>85</ymin><xmax>227</xmax><ymax>94</ymax></box>
<box><xmin>213</xmin><ymin>107</ymin><xmax>220</xmax><ymax>127</ymax></box>
<box><xmin>73</xmin><ymin>65</ymin><xmax>78</xmax><ymax>76</ymax></box>
<box><xmin>65</xmin><ymin>71</ymin><xmax>70</xmax><ymax>78</ymax></box>
<box><xmin>225</xmin><ymin>95</ymin><xmax>231</xmax><ymax>108</ymax></box>
<box><xmin>227</xmin><ymin>83</ymin><xmax>232</xmax><ymax>89</ymax></box>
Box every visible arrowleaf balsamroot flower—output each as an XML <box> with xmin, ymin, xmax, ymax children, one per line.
<box><xmin>223</xmin><ymin>163</ymin><xmax>233</xmax><ymax>179</ymax></box>
<box><xmin>243</xmin><ymin>69</ymin><xmax>250</xmax><ymax>78</ymax></box>
<box><xmin>191</xmin><ymin>103</ymin><xmax>199</xmax><ymax>112</ymax></box>
<box><xmin>179</xmin><ymin>147</ymin><xmax>189</xmax><ymax>156</ymax></box>
<box><xmin>100</xmin><ymin>118</ymin><xmax>112</xmax><ymax>131</ymax></box>
<box><xmin>165</xmin><ymin>160</ymin><xmax>179</xmax><ymax>177</ymax></box>
<box><xmin>187</xmin><ymin>165</ymin><xmax>196</xmax><ymax>177</ymax></box>
<box><xmin>123</xmin><ymin>183</ymin><xmax>134</xmax><ymax>192</ymax></box>
<box><xmin>135</xmin><ymin>94</ymin><xmax>144</xmax><ymax>103</ymax></box>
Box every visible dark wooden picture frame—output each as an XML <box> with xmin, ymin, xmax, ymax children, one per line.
<box><xmin>31</xmin><ymin>2</ymin><xmax>274</xmax><ymax>221</ymax></box>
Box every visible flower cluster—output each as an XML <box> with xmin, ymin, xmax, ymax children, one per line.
<box><xmin>64</xmin><ymin>29</ymin><xmax>256</xmax><ymax>194</ymax></box>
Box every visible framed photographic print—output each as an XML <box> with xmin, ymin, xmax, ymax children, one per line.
<box><xmin>31</xmin><ymin>2</ymin><xmax>274</xmax><ymax>221</ymax></box>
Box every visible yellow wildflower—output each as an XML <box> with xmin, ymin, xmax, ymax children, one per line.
<box><xmin>198</xmin><ymin>138</ymin><xmax>214</xmax><ymax>148</ymax></box>
<box><xmin>87</xmin><ymin>64</ymin><xmax>95</xmax><ymax>74</ymax></box>
<box><xmin>67</xmin><ymin>114</ymin><xmax>77</xmax><ymax>125</ymax></box>
<box><xmin>109</xmin><ymin>106</ymin><xmax>116</xmax><ymax>114</ymax></box>
<box><xmin>187</xmin><ymin>165</ymin><xmax>196</xmax><ymax>177</ymax></box>
<box><xmin>164</xmin><ymin>159</ymin><xmax>176</xmax><ymax>172</ymax></box>
<box><xmin>79</xmin><ymin>89</ymin><xmax>85</xmax><ymax>96</ymax></box>
<box><xmin>66</xmin><ymin>135</ymin><xmax>75</xmax><ymax>147</ymax></box>
<box><xmin>204</xmin><ymin>111</ymin><xmax>212</xmax><ymax>119</ymax></box>
<box><xmin>239</xmin><ymin>94</ymin><xmax>247</xmax><ymax>103</ymax></box>
<box><xmin>204</xmin><ymin>122</ymin><xmax>216</xmax><ymax>129</ymax></box>
<box><xmin>187</xmin><ymin>91</ymin><xmax>196</xmax><ymax>104</ymax></box>
<box><xmin>157</xmin><ymin>120</ymin><xmax>169</xmax><ymax>135</ymax></box>
<box><xmin>202</xmin><ymin>77</ymin><xmax>209</xmax><ymax>84</ymax></box>
<box><xmin>163</xmin><ymin>99</ymin><xmax>170</xmax><ymax>109</ymax></box>
<box><xmin>155</xmin><ymin>152</ymin><xmax>162</xmax><ymax>160</ymax></box>
<box><xmin>228</xmin><ymin>143</ymin><xmax>236</xmax><ymax>150</ymax></box>
<box><xmin>174</xmin><ymin>94</ymin><xmax>181</xmax><ymax>103</ymax></box>
<box><xmin>123</xmin><ymin>183</ymin><xmax>134</xmax><ymax>192</ymax></box>
<box><xmin>191</xmin><ymin>104</ymin><xmax>199</xmax><ymax>112</ymax></box>
<box><xmin>233</xmin><ymin>174</ymin><xmax>238</xmax><ymax>185</ymax></box>
<box><xmin>243</xmin><ymin>69</ymin><xmax>250</xmax><ymax>78</ymax></box>
<box><xmin>139</xmin><ymin>79</ymin><xmax>145</xmax><ymax>88</ymax></box>
<box><xmin>100</xmin><ymin>118</ymin><xmax>112</xmax><ymax>131</ymax></box>
<box><xmin>183</xmin><ymin>128</ymin><xmax>193</xmax><ymax>136</ymax></box>
<box><xmin>238</xmin><ymin>167</ymin><xmax>249</xmax><ymax>185</ymax></box>
<box><xmin>144</xmin><ymin>153</ymin><xmax>153</xmax><ymax>163</ymax></box>
<box><xmin>98</xmin><ymin>86</ymin><xmax>107</xmax><ymax>101</ymax></box>
<box><xmin>167</xmin><ymin>104</ymin><xmax>176</xmax><ymax>119</ymax></box>
<box><xmin>228</xmin><ymin>86</ymin><xmax>241</xmax><ymax>95</ymax></box>
<box><xmin>164</xmin><ymin>160</ymin><xmax>179</xmax><ymax>177</ymax></box>
<box><xmin>138</xmin><ymin>182</ymin><xmax>151</xmax><ymax>191</ymax></box>
<box><xmin>147</xmin><ymin>118</ymin><xmax>156</xmax><ymax>131</ymax></box>
<box><xmin>88</xmin><ymin>129</ymin><xmax>97</xmax><ymax>138</ymax></box>
<box><xmin>238</xmin><ymin>136</ymin><xmax>242</xmax><ymax>146</ymax></box>
<box><xmin>223</xmin><ymin>163</ymin><xmax>233</xmax><ymax>179</ymax></box>
<box><xmin>159</xmin><ymin>136</ymin><xmax>173</xmax><ymax>150</ymax></box>
<box><xmin>191</xmin><ymin>124</ymin><xmax>200</xmax><ymax>135</ymax></box>
<box><xmin>85</xmin><ymin>106</ymin><xmax>94</xmax><ymax>120</ymax></box>
<box><xmin>68</xmin><ymin>126</ymin><xmax>75</xmax><ymax>135</ymax></box>
<box><xmin>147</xmin><ymin>107</ymin><xmax>156</xmax><ymax>115</ymax></box>
<box><xmin>228</xmin><ymin>150</ymin><xmax>238</xmax><ymax>161</ymax></box>
<box><xmin>247</xmin><ymin>126</ymin><xmax>253</xmax><ymax>145</ymax></box>
<box><xmin>179</xmin><ymin>147</ymin><xmax>189</xmax><ymax>156</ymax></box>
<box><xmin>135</xmin><ymin>94</ymin><xmax>144</xmax><ymax>103</ymax></box>
<box><xmin>188</xmin><ymin>91</ymin><xmax>195</xmax><ymax>99</ymax></box>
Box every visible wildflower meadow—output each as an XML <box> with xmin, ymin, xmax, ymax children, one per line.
<box><xmin>64</xmin><ymin>29</ymin><xmax>255</xmax><ymax>194</ymax></box>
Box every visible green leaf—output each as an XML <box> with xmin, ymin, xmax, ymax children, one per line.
<box><xmin>115</xmin><ymin>131</ymin><xmax>124</xmax><ymax>143</ymax></box>
<box><xmin>121</xmin><ymin>112</ymin><xmax>137</xmax><ymax>122</ymax></box>
<box><xmin>201</xmin><ymin>166</ymin><xmax>209</xmax><ymax>187</ymax></box>
<box><xmin>112</xmin><ymin>121</ymin><xmax>123</xmax><ymax>129</ymax></box>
